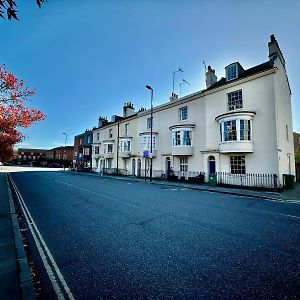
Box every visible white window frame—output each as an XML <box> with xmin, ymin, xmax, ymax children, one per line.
<box><xmin>220</xmin><ymin>119</ymin><xmax>252</xmax><ymax>142</ymax></box>
<box><xmin>147</xmin><ymin>117</ymin><xmax>153</xmax><ymax>130</ymax></box>
<box><xmin>109</xmin><ymin>128</ymin><xmax>113</xmax><ymax>138</ymax></box>
<box><xmin>227</xmin><ymin>90</ymin><xmax>243</xmax><ymax>111</ymax></box>
<box><xmin>179</xmin><ymin>157</ymin><xmax>188</xmax><ymax>172</ymax></box>
<box><xmin>104</xmin><ymin>143</ymin><xmax>113</xmax><ymax>154</ymax></box>
<box><xmin>230</xmin><ymin>155</ymin><xmax>246</xmax><ymax>174</ymax></box>
<box><xmin>125</xmin><ymin>123</ymin><xmax>129</xmax><ymax>135</ymax></box>
<box><xmin>179</xmin><ymin>106</ymin><xmax>188</xmax><ymax>121</ymax></box>
<box><xmin>119</xmin><ymin>139</ymin><xmax>131</xmax><ymax>152</ymax></box>
<box><xmin>140</xmin><ymin>135</ymin><xmax>156</xmax><ymax>151</ymax></box>
<box><xmin>172</xmin><ymin>129</ymin><xmax>193</xmax><ymax>146</ymax></box>
<box><xmin>226</xmin><ymin>64</ymin><xmax>237</xmax><ymax>81</ymax></box>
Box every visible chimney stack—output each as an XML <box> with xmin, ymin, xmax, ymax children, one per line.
<box><xmin>169</xmin><ymin>93</ymin><xmax>179</xmax><ymax>102</ymax></box>
<box><xmin>98</xmin><ymin>116</ymin><xmax>108</xmax><ymax>128</ymax></box>
<box><xmin>205</xmin><ymin>65</ymin><xmax>217</xmax><ymax>88</ymax></box>
<box><xmin>123</xmin><ymin>102</ymin><xmax>135</xmax><ymax>117</ymax></box>
<box><xmin>268</xmin><ymin>34</ymin><xmax>285</xmax><ymax>68</ymax></box>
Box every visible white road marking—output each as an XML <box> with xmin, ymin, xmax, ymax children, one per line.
<box><xmin>9</xmin><ymin>175</ymin><xmax>75</xmax><ymax>300</ymax></box>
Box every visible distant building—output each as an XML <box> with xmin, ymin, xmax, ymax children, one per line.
<box><xmin>17</xmin><ymin>146</ymin><xmax>74</xmax><ymax>166</ymax></box>
<box><xmin>73</xmin><ymin>130</ymin><xmax>93</xmax><ymax>170</ymax></box>
<box><xmin>18</xmin><ymin>148</ymin><xmax>47</xmax><ymax>165</ymax></box>
<box><xmin>91</xmin><ymin>35</ymin><xmax>294</xmax><ymax>188</ymax></box>
<box><xmin>293</xmin><ymin>132</ymin><xmax>300</xmax><ymax>153</ymax></box>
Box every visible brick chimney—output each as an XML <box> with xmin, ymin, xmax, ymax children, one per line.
<box><xmin>268</xmin><ymin>34</ymin><xmax>285</xmax><ymax>68</ymax></box>
<box><xmin>123</xmin><ymin>102</ymin><xmax>135</xmax><ymax>117</ymax></box>
<box><xmin>205</xmin><ymin>65</ymin><xmax>217</xmax><ymax>88</ymax></box>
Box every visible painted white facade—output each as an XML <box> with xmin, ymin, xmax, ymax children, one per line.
<box><xmin>91</xmin><ymin>36</ymin><xmax>295</xmax><ymax>187</ymax></box>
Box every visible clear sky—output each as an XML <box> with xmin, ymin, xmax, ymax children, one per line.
<box><xmin>1</xmin><ymin>0</ymin><xmax>299</xmax><ymax>149</ymax></box>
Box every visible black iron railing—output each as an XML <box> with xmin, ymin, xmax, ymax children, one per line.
<box><xmin>217</xmin><ymin>172</ymin><xmax>278</xmax><ymax>190</ymax></box>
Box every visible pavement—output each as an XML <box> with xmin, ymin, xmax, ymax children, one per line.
<box><xmin>0</xmin><ymin>173</ymin><xmax>35</xmax><ymax>300</ymax></box>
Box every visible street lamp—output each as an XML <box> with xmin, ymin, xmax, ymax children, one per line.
<box><xmin>62</xmin><ymin>132</ymin><xmax>68</xmax><ymax>170</ymax></box>
<box><xmin>146</xmin><ymin>85</ymin><xmax>153</xmax><ymax>183</ymax></box>
<box><xmin>172</xmin><ymin>67</ymin><xmax>183</xmax><ymax>94</ymax></box>
<box><xmin>179</xmin><ymin>79</ymin><xmax>190</xmax><ymax>97</ymax></box>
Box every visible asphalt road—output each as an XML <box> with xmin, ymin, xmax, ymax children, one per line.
<box><xmin>10</xmin><ymin>170</ymin><xmax>300</xmax><ymax>299</ymax></box>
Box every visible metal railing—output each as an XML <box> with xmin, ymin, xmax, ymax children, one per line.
<box><xmin>217</xmin><ymin>172</ymin><xmax>278</xmax><ymax>190</ymax></box>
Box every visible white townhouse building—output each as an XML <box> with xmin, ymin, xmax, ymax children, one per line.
<box><xmin>92</xmin><ymin>35</ymin><xmax>295</xmax><ymax>188</ymax></box>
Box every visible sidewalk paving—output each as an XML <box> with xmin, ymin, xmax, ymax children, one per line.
<box><xmin>0</xmin><ymin>173</ymin><xmax>35</xmax><ymax>300</ymax></box>
<box><xmin>70</xmin><ymin>170</ymin><xmax>300</xmax><ymax>203</ymax></box>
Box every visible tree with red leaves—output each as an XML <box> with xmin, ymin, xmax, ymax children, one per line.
<box><xmin>0</xmin><ymin>0</ymin><xmax>47</xmax><ymax>20</ymax></box>
<box><xmin>0</xmin><ymin>65</ymin><xmax>46</xmax><ymax>161</ymax></box>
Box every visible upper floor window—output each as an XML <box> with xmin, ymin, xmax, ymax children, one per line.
<box><xmin>286</xmin><ymin>125</ymin><xmax>289</xmax><ymax>141</ymax></box>
<box><xmin>109</xmin><ymin>128</ymin><xmax>113</xmax><ymax>138</ymax></box>
<box><xmin>87</xmin><ymin>135</ymin><xmax>91</xmax><ymax>144</ymax></box>
<box><xmin>104</xmin><ymin>144</ymin><xmax>113</xmax><ymax>154</ymax></box>
<box><xmin>97</xmin><ymin>132</ymin><xmax>100</xmax><ymax>141</ymax></box>
<box><xmin>226</xmin><ymin>64</ymin><xmax>237</xmax><ymax>81</ymax></box>
<box><xmin>183</xmin><ymin>131</ymin><xmax>192</xmax><ymax>146</ymax></box>
<box><xmin>141</xmin><ymin>136</ymin><xmax>156</xmax><ymax>150</ymax></box>
<box><xmin>125</xmin><ymin>123</ymin><xmax>129</xmax><ymax>135</ymax></box>
<box><xmin>228</xmin><ymin>90</ymin><xmax>243</xmax><ymax>111</ymax></box>
<box><xmin>94</xmin><ymin>146</ymin><xmax>99</xmax><ymax>154</ymax></box>
<box><xmin>147</xmin><ymin>117</ymin><xmax>152</xmax><ymax>130</ymax></box>
<box><xmin>80</xmin><ymin>138</ymin><xmax>82</xmax><ymax>145</ymax></box>
<box><xmin>240</xmin><ymin>120</ymin><xmax>251</xmax><ymax>141</ymax></box>
<box><xmin>179</xmin><ymin>106</ymin><xmax>188</xmax><ymax>121</ymax></box>
<box><xmin>220</xmin><ymin>119</ymin><xmax>251</xmax><ymax>142</ymax></box>
<box><xmin>223</xmin><ymin>120</ymin><xmax>237</xmax><ymax>141</ymax></box>
<box><xmin>172</xmin><ymin>130</ymin><xmax>192</xmax><ymax>146</ymax></box>
<box><xmin>230</xmin><ymin>155</ymin><xmax>245</xmax><ymax>174</ymax></box>
<box><xmin>119</xmin><ymin>140</ymin><xmax>131</xmax><ymax>152</ymax></box>
<box><xmin>173</xmin><ymin>131</ymin><xmax>181</xmax><ymax>146</ymax></box>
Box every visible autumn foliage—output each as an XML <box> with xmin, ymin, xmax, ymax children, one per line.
<box><xmin>0</xmin><ymin>65</ymin><xmax>46</xmax><ymax>161</ymax></box>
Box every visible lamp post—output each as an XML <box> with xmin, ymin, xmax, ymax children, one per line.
<box><xmin>146</xmin><ymin>85</ymin><xmax>153</xmax><ymax>182</ymax></box>
<box><xmin>179</xmin><ymin>79</ymin><xmax>190</xmax><ymax>97</ymax></box>
<box><xmin>172</xmin><ymin>67</ymin><xmax>183</xmax><ymax>94</ymax></box>
<box><xmin>62</xmin><ymin>132</ymin><xmax>67</xmax><ymax>170</ymax></box>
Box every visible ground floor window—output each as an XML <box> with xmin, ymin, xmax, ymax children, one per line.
<box><xmin>107</xmin><ymin>159</ymin><xmax>112</xmax><ymax>169</ymax></box>
<box><xmin>179</xmin><ymin>157</ymin><xmax>188</xmax><ymax>172</ymax></box>
<box><xmin>230</xmin><ymin>155</ymin><xmax>245</xmax><ymax>174</ymax></box>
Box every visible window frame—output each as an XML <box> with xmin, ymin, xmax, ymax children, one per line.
<box><xmin>179</xmin><ymin>106</ymin><xmax>188</xmax><ymax>122</ymax></box>
<box><xmin>179</xmin><ymin>157</ymin><xmax>188</xmax><ymax>172</ymax></box>
<box><xmin>227</xmin><ymin>90</ymin><xmax>243</xmax><ymax>111</ymax></box>
<box><xmin>226</xmin><ymin>64</ymin><xmax>237</xmax><ymax>81</ymax></box>
<box><xmin>147</xmin><ymin>117</ymin><xmax>153</xmax><ymax>130</ymax></box>
<box><xmin>230</xmin><ymin>155</ymin><xmax>246</xmax><ymax>174</ymax></box>
<box><xmin>108</xmin><ymin>128</ymin><xmax>113</xmax><ymax>138</ymax></box>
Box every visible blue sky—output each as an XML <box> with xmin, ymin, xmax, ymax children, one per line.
<box><xmin>1</xmin><ymin>0</ymin><xmax>299</xmax><ymax>149</ymax></box>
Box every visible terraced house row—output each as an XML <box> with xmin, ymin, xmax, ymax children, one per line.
<box><xmin>91</xmin><ymin>35</ymin><xmax>295</xmax><ymax>188</ymax></box>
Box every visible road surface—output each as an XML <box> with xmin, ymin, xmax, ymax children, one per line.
<box><xmin>9</xmin><ymin>169</ymin><xmax>300</xmax><ymax>299</ymax></box>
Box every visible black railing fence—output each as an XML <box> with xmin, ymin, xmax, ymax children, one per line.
<box><xmin>217</xmin><ymin>172</ymin><xmax>278</xmax><ymax>189</ymax></box>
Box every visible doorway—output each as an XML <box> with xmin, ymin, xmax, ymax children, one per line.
<box><xmin>165</xmin><ymin>157</ymin><xmax>171</xmax><ymax>179</ymax></box>
<box><xmin>208</xmin><ymin>155</ymin><xmax>216</xmax><ymax>174</ymax></box>
<box><xmin>137</xmin><ymin>159</ymin><xmax>141</xmax><ymax>177</ymax></box>
<box><xmin>132</xmin><ymin>159</ymin><xmax>136</xmax><ymax>176</ymax></box>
